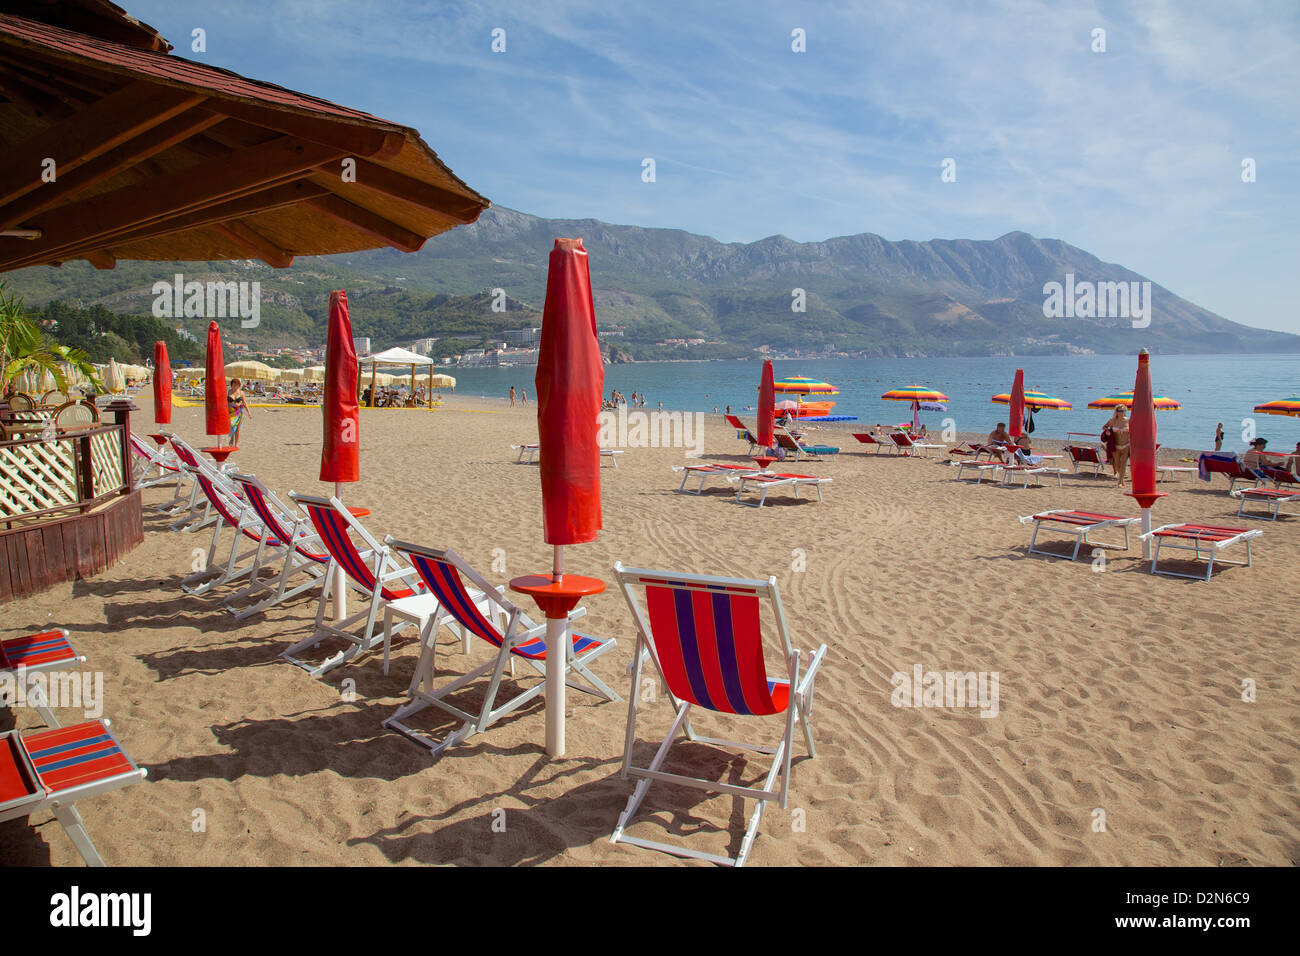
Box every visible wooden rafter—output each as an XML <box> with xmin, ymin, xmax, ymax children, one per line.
<box><xmin>212</xmin><ymin>220</ymin><xmax>294</xmax><ymax>268</ymax></box>
<box><xmin>304</xmin><ymin>194</ymin><xmax>426</xmax><ymax>252</ymax></box>
<box><xmin>307</xmin><ymin>160</ymin><xmax>483</xmax><ymax>222</ymax></box>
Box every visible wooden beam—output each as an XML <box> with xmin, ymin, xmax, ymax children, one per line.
<box><xmin>0</xmin><ymin>108</ymin><xmax>226</xmax><ymax>232</ymax></box>
<box><xmin>213</xmin><ymin>220</ymin><xmax>294</xmax><ymax>268</ymax></box>
<box><xmin>307</xmin><ymin>160</ymin><xmax>484</xmax><ymax>222</ymax></box>
<box><xmin>4</xmin><ymin>182</ymin><xmax>332</xmax><ymax>269</ymax></box>
<box><xmin>304</xmin><ymin>194</ymin><xmax>426</xmax><ymax>252</ymax></box>
<box><xmin>204</xmin><ymin>100</ymin><xmax>406</xmax><ymax>160</ymax></box>
<box><xmin>84</xmin><ymin>250</ymin><xmax>115</xmax><ymax>270</ymax></box>
<box><xmin>0</xmin><ymin>67</ymin><xmax>73</xmax><ymax>119</ymax></box>
<box><xmin>2</xmin><ymin>138</ymin><xmax>345</xmax><ymax>271</ymax></box>
<box><xmin>0</xmin><ymin>82</ymin><xmax>206</xmax><ymax>208</ymax></box>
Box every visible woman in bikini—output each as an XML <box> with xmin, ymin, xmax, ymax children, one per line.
<box><xmin>227</xmin><ymin>377</ymin><xmax>250</xmax><ymax>445</ymax></box>
<box><xmin>1105</xmin><ymin>406</ymin><xmax>1130</xmax><ymax>485</ymax></box>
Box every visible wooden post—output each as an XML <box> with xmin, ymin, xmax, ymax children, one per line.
<box><xmin>105</xmin><ymin>397</ymin><xmax>138</xmax><ymax>495</ymax></box>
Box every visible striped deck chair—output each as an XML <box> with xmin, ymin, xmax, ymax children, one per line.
<box><xmin>178</xmin><ymin>461</ymin><xmax>280</xmax><ymax>598</ymax></box>
<box><xmin>164</xmin><ymin>433</ymin><xmax>236</xmax><ymax>532</ymax></box>
<box><xmin>128</xmin><ymin>431</ymin><xmax>188</xmax><ymax>498</ymax></box>
<box><xmin>282</xmin><ymin>494</ymin><xmax>435</xmax><ymax>677</ymax></box>
<box><xmin>0</xmin><ymin>720</ymin><xmax>147</xmax><ymax>866</ymax></box>
<box><xmin>383</xmin><ymin>541</ymin><xmax>620</xmax><ymax>755</ymax></box>
<box><xmin>775</xmin><ymin>428</ymin><xmax>838</xmax><ymax>461</ymax></box>
<box><xmin>888</xmin><ymin>432</ymin><xmax>944</xmax><ymax>458</ymax></box>
<box><xmin>851</xmin><ymin>432</ymin><xmax>898</xmax><ymax>455</ymax></box>
<box><xmin>224</xmin><ymin>473</ymin><xmax>330</xmax><ymax>619</ymax></box>
<box><xmin>0</xmin><ymin>630</ymin><xmax>85</xmax><ymax>728</ymax></box>
<box><xmin>1139</xmin><ymin>524</ymin><xmax>1262</xmax><ymax>581</ymax></box>
<box><xmin>1064</xmin><ymin>444</ymin><xmax>1105</xmax><ymax>476</ymax></box>
<box><xmin>610</xmin><ymin>564</ymin><xmax>827</xmax><ymax>867</ymax></box>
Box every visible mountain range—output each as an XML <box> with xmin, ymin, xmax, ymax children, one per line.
<box><xmin>7</xmin><ymin>205</ymin><xmax>1297</xmax><ymax>360</ymax></box>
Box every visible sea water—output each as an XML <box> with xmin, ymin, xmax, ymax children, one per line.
<box><xmin>450</xmin><ymin>354</ymin><xmax>1299</xmax><ymax>453</ymax></box>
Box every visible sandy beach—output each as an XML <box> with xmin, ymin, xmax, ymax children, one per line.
<box><xmin>2</xmin><ymin>395</ymin><xmax>1297</xmax><ymax>867</ymax></box>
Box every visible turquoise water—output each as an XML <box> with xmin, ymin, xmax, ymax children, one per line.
<box><xmin>449</xmin><ymin>355</ymin><xmax>1299</xmax><ymax>452</ymax></box>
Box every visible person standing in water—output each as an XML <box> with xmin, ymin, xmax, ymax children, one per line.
<box><xmin>509</xmin><ymin>386</ymin><xmax>516</xmax><ymax>407</ymax></box>
<box><xmin>1214</xmin><ymin>423</ymin><xmax>1224</xmax><ymax>451</ymax></box>
<box><xmin>520</xmin><ymin>388</ymin><xmax>528</xmax><ymax>406</ymax></box>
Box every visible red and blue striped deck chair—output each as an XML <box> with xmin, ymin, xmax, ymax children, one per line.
<box><xmin>163</xmin><ymin>433</ymin><xmax>238</xmax><ymax>533</ymax></box>
<box><xmin>610</xmin><ymin>563</ymin><xmax>827</xmax><ymax>866</ymax></box>
<box><xmin>0</xmin><ymin>720</ymin><xmax>146</xmax><ymax>866</ymax></box>
<box><xmin>383</xmin><ymin>540</ymin><xmax>620</xmax><ymax>755</ymax></box>
<box><xmin>128</xmin><ymin>432</ymin><xmax>189</xmax><ymax>504</ymax></box>
<box><xmin>1</xmin><ymin>629</ymin><xmax>85</xmax><ymax>728</ymax></box>
<box><xmin>281</xmin><ymin>494</ymin><xmax>434</xmax><ymax>677</ymax></box>
<box><xmin>176</xmin><ymin>456</ymin><xmax>281</xmax><ymax>599</ymax></box>
<box><xmin>225</xmin><ymin>473</ymin><xmax>330</xmax><ymax>620</ymax></box>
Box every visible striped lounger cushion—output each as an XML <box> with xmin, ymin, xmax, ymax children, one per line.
<box><xmin>0</xmin><ymin>631</ymin><xmax>76</xmax><ymax>670</ymax></box>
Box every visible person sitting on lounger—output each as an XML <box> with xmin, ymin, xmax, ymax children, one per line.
<box><xmin>1242</xmin><ymin>438</ymin><xmax>1274</xmax><ymax>476</ymax></box>
<box><xmin>987</xmin><ymin>422</ymin><xmax>1011</xmax><ymax>446</ymax></box>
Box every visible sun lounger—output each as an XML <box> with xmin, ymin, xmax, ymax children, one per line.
<box><xmin>731</xmin><ymin>471</ymin><xmax>831</xmax><ymax>507</ymax></box>
<box><xmin>177</xmin><ymin>460</ymin><xmax>279</xmax><ymax>598</ymax></box>
<box><xmin>724</xmin><ymin>414</ymin><xmax>761</xmax><ymax>453</ymax></box>
<box><xmin>1232</xmin><ymin>487</ymin><xmax>1300</xmax><ymax>521</ymax></box>
<box><xmin>1156</xmin><ymin>464</ymin><xmax>1197</xmax><ymax>482</ymax></box>
<box><xmin>672</xmin><ymin>462</ymin><xmax>756</xmax><ymax>494</ymax></box>
<box><xmin>609</xmin><ymin>563</ymin><xmax>826</xmax><ymax>867</ymax></box>
<box><xmin>601</xmin><ymin>449</ymin><xmax>624</xmax><ymax>468</ymax></box>
<box><xmin>511</xmin><ymin>443</ymin><xmax>539</xmax><ymax>464</ymax></box>
<box><xmin>1198</xmin><ymin>454</ymin><xmax>1261</xmax><ymax>491</ymax></box>
<box><xmin>1139</xmin><ymin>523</ymin><xmax>1262</xmax><ymax>581</ymax></box>
<box><xmin>1018</xmin><ymin>510</ymin><xmax>1141</xmax><ymax>560</ymax></box>
<box><xmin>0</xmin><ymin>630</ymin><xmax>85</xmax><ymax>728</ymax></box>
<box><xmin>954</xmin><ymin>460</ymin><xmax>1001</xmax><ymax>483</ymax></box>
<box><xmin>1260</xmin><ymin>465</ymin><xmax>1300</xmax><ymax>490</ymax></box>
<box><xmin>0</xmin><ymin>720</ymin><xmax>146</xmax><ymax>866</ymax></box>
<box><xmin>224</xmin><ymin>473</ymin><xmax>330</xmax><ymax>619</ymax></box>
<box><xmin>382</xmin><ymin>541</ymin><xmax>620</xmax><ymax>754</ymax></box>
<box><xmin>889</xmin><ymin>432</ymin><xmax>944</xmax><ymax>458</ymax></box>
<box><xmin>282</xmin><ymin>493</ymin><xmax>435</xmax><ymax>677</ymax></box>
<box><xmin>851</xmin><ymin>433</ymin><xmax>897</xmax><ymax>455</ymax></box>
<box><xmin>995</xmin><ymin>463</ymin><xmax>1063</xmax><ymax>488</ymax></box>
<box><xmin>1064</xmin><ymin>444</ymin><xmax>1106</xmax><ymax>476</ymax></box>
<box><xmin>775</xmin><ymin>427</ymin><xmax>838</xmax><ymax>461</ymax></box>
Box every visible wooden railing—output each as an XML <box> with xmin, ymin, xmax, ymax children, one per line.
<box><xmin>0</xmin><ymin>403</ymin><xmax>135</xmax><ymax>529</ymax></box>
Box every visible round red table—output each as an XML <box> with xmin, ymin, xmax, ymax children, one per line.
<box><xmin>509</xmin><ymin>573</ymin><xmax>606</xmax><ymax>757</ymax></box>
<box><xmin>201</xmin><ymin>446</ymin><xmax>237</xmax><ymax>463</ymax></box>
<box><xmin>751</xmin><ymin>454</ymin><xmax>776</xmax><ymax>470</ymax></box>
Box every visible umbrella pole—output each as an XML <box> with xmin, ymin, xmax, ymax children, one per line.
<box><xmin>332</xmin><ymin>480</ymin><xmax>347</xmax><ymax>621</ymax></box>
<box><xmin>1141</xmin><ymin>507</ymin><xmax>1152</xmax><ymax>561</ymax></box>
<box><xmin>547</xmin><ymin>544</ymin><xmax>566</xmax><ymax>757</ymax></box>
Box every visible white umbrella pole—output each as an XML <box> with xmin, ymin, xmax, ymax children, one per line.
<box><xmin>333</xmin><ymin>480</ymin><xmax>347</xmax><ymax>621</ymax></box>
<box><xmin>547</xmin><ymin>544</ymin><xmax>566</xmax><ymax>757</ymax></box>
<box><xmin>1141</xmin><ymin>507</ymin><xmax>1152</xmax><ymax>561</ymax></box>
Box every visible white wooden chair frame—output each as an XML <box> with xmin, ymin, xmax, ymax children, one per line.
<box><xmin>729</xmin><ymin>472</ymin><xmax>831</xmax><ymax>507</ymax></box>
<box><xmin>281</xmin><ymin>493</ymin><xmax>430</xmax><ymax>677</ymax></box>
<box><xmin>610</xmin><ymin>563</ymin><xmax>827</xmax><ymax>867</ymax></box>
<box><xmin>383</xmin><ymin>542</ymin><xmax>619</xmax><ymax>755</ymax></box>
<box><xmin>1232</xmin><ymin>487</ymin><xmax>1300</xmax><ymax>521</ymax></box>
<box><xmin>1139</xmin><ymin>524</ymin><xmax>1262</xmax><ymax>581</ymax></box>
<box><xmin>1018</xmin><ymin>510</ymin><xmax>1140</xmax><ymax>561</ymax></box>
<box><xmin>0</xmin><ymin>720</ymin><xmax>146</xmax><ymax>867</ymax></box>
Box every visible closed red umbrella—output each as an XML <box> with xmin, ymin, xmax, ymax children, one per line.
<box><xmin>204</xmin><ymin>321</ymin><xmax>229</xmax><ymax>444</ymax></box>
<box><xmin>320</xmin><ymin>290</ymin><xmax>359</xmax><ymax>483</ymax></box>
<box><xmin>1126</xmin><ymin>349</ymin><xmax>1165</xmax><ymax>557</ymax></box>
<box><xmin>1008</xmin><ymin>368</ymin><xmax>1025</xmax><ymax>439</ymax></box>
<box><xmin>320</xmin><ymin>290</ymin><xmax>359</xmax><ymax>622</ymax></box>
<box><xmin>536</xmin><ymin>238</ymin><xmax>603</xmax><ymax>552</ymax></box>
<box><xmin>153</xmin><ymin>340</ymin><xmax>171</xmax><ymax>425</ymax></box>
<box><xmin>519</xmin><ymin>237</ymin><xmax>605</xmax><ymax>758</ymax></box>
<box><xmin>757</xmin><ymin>358</ymin><xmax>775</xmax><ymax>449</ymax></box>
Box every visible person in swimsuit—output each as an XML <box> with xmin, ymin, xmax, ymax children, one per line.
<box><xmin>227</xmin><ymin>378</ymin><xmax>250</xmax><ymax>445</ymax></box>
<box><xmin>1105</xmin><ymin>406</ymin><xmax>1130</xmax><ymax>485</ymax></box>
<box><xmin>1214</xmin><ymin>423</ymin><xmax>1224</xmax><ymax>451</ymax></box>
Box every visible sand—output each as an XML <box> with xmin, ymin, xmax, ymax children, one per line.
<box><xmin>2</xmin><ymin>395</ymin><xmax>1297</xmax><ymax>866</ymax></box>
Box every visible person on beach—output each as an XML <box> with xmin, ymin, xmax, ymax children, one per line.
<box><xmin>1242</xmin><ymin>437</ymin><xmax>1272</xmax><ymax>476</ymax></box>
<box><xmin>1214</xmin><ymin>423</ymin><xmax>1224</xmax><ymax>451</ymax></box>
<box><xmin>987</xmin><ymin>422</ymin><xmax>1011</xmax><ymax>446</ymax></box>
<box><xmin>1102</xmin><ymin>406</ymin><xmax>1130</xmax><ymax>485</ymax></box>
<box><xmin>520</xmin><ymin>388</ymin><xmax>528</xmax><ymax>406</ymax></box>
<box><xmin>725</xmin><ymin>405</ymin><xmax>731</xmax><ymax>415</ymax></box>
<box><xmin>509</xmin><ymin>386</ymin><xmax>516</xmax><ymax>407</ymax></box>
<box><xmin>227</xmin><ymin>378</ymin><xmax>250</xmax><ymax>445</ymax></box>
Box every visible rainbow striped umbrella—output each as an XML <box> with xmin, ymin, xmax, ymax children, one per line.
<box><xmin>1087</xmin><ymin>391</ymin><xmax>1181</xmax><ymax>410</ymax></box>
<box><xmin>991</xmin><ymin>389</ymin><xmax>1072</xmax><ymax>411</ymax></box>
<box><xmin>773</xmin><ymin>376</ymin><xmax>839</xmax><ymax>395</ymax></box>
<box><xmin>1253</xmin><ymin>396</ymin><xmax>1300</xmax><ymax>418</ymax></box>
<box><xmin>881</xmin><ymin>385</ymin><xmax>949</xmax><ymax>403</ymax></box>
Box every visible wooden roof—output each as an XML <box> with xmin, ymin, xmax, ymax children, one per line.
<box><xmin>0</xmin><ymin>8</ymin><xmax>490</xmax><ymax>272</ymax></box>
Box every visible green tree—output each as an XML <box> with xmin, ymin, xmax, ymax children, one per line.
<box><xmin>0</xmin><ymin>281</ymin><xmax>101</xmax><ymax>397</ymax></box>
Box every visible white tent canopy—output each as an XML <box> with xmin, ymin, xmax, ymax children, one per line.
<box><xmin>360</xmin><ymin>347</ymin><xmax>434</xmax><ymax>367</ymax></box>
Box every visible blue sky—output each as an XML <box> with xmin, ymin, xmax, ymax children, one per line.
<box><xmin>128</xmin><ymin>0</ymin><xmax>1300</xmax><ymax>333</ymax></box>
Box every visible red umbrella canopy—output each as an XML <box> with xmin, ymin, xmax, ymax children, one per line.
<box><xmin>153</xmin><ymin>340</ymin><xmax>172</xmax><ymax>425</ymax></box>
<box><xmin>536</xmin><ymin>238</ymin><xmax>603</xmax><ymax>545</ymax></box>
<box><xmin>757</xmin><ymin>358</ymin><xmax>775</xmax><ymax>448</ymax></box>
<box><xmin>320</xmin><ymin>290</ymin><xmax>360</xmax><ymax>483</ymax></box>
<box><xmin>204</xmin><ymin>321</ymin><xmax>229</xmax><ymax>437</ymax></box>
<box><xmin>1129</xmin><ymin>350</ymin><xmax>1159</xmax><ymax>504</ymax></box>
<box><xmin>1009</xmin><ymin>368</ymin><xmax>1025</xmax><ymax>438</ymax></box>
